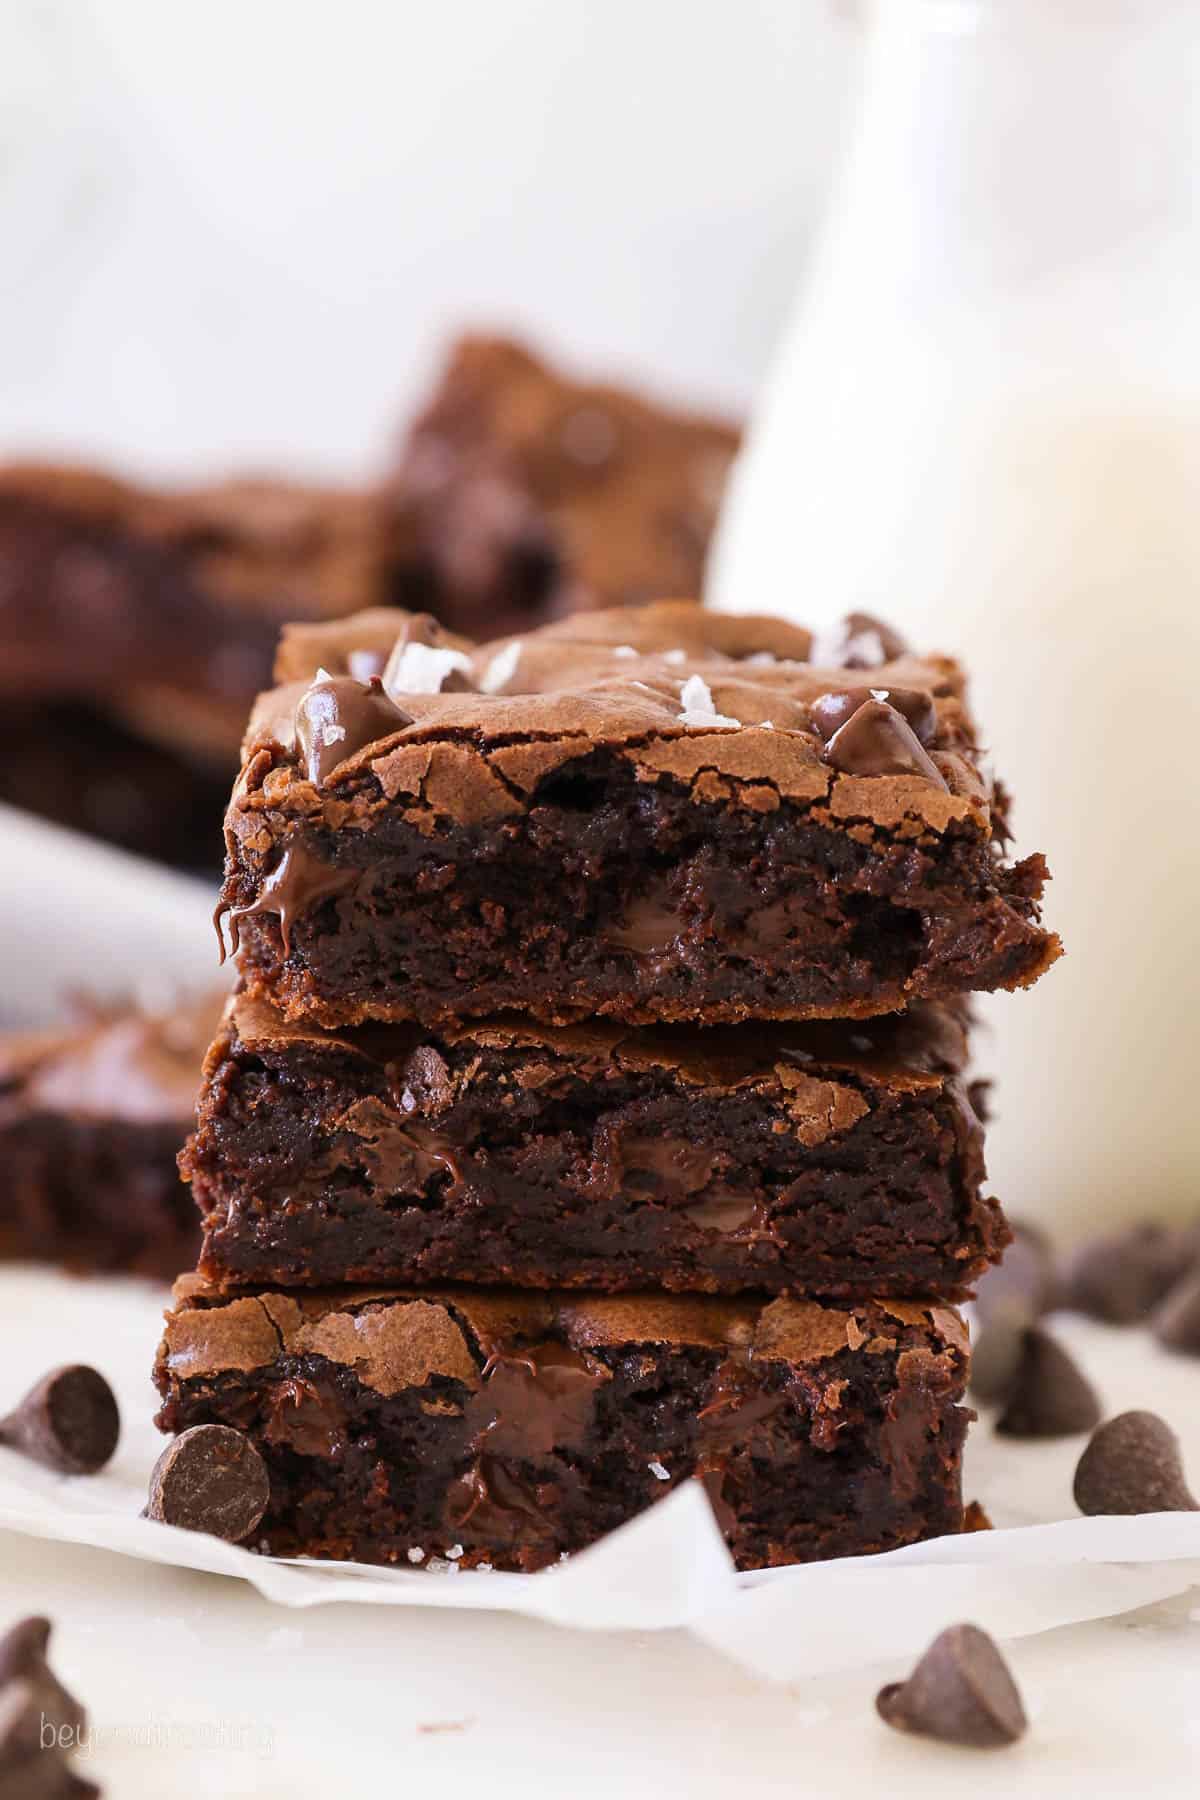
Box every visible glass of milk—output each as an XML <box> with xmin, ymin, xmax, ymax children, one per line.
<box><xmin>710</xmin><ymin>0</ymin><xmax>1200</xmax><ymax>1236</ymax></box>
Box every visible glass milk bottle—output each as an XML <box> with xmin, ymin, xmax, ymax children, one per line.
<box><xmin>710</xmin><ymin>0</ymin><xmax>1200</xmax><ymax>1237</ymax></box>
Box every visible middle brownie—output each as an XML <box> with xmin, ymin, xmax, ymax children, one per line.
<box><xmin>186</xmin><ymin>991</ymin><xmax>1002</xmax><ymax>1300</ymax></box>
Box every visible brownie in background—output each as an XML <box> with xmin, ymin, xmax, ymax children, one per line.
<box><xmin>385</xmin><ymin>334</ymin><xmax>741</xmax><ymax>637</ymax></box>
<box><xmin>0</xmin><ymin>338</ymin><xmax>740</xmax><ymax>867</ymax></box>
<box><xmin>0</xmin><ymin>993</ymin><xmax>219</xmax><ymax>1279</ymax></box>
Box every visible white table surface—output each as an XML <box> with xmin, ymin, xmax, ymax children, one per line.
<box><xmin>2</xmin><ymin>1526</ymin><xmax>1196</xmax><ymax>1798</ymax></box>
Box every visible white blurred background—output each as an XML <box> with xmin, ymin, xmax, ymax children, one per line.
<box><xmin>1</xmin><ymin>0</ymin><xmax>856</xmax><ymax>473</ymax></box>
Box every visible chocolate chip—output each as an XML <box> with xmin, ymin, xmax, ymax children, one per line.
<box><xmin>973</xmin><ymin>1220</ymin><xmax>1058</xmax><ymax>1330</ymax></box>
<box><xmin>0</xmin><ymin>1680</ymin><xmax>98</xmax><ymax>1797</ymax></box>
<box><xmin>1062</xmin><ymin>1223</ymin><xmax>1195</xmax><ymax>1325</ymax></box>
<box><xmin>0</xmin><ymin>1618</ymin><xmax>85</xmax><ymax>1743</ymax></box>
<box><xmin>145</xmin><ymin>1425</ymin><xmax>270</xmax><ymax>1543</ymax></box>
<box><xmin>993</xmin><ymin>1327</ymin><xmax>1101</xmax><ymax>1438</ymax></box>
<box><xmin>1074</xmin><ymin>1411</ymin><xmax>1198</xmax><ymax>1515</ymax></box>
<box><xmin>822</xmin><ymin>699</ymin><xmax>948</xmax><ymax>787</ymax></box>
<box><xmin>0</xmin><ymin>1367</ymin><xmax>119</xmax><ymax>1475</ymax></box>
<box><xmin>876</xmin><ymin>1624</ymin><xmax>1027</xmax><ymax>1748</ymax></box>
<box><xmin>968</xmin><ymin>1320</ymin><xmax>1024</xmax><ymax>1406</ymax></box>
<box><xmin>810</xmin><ymin>686</ymin><xmax>937</xmax><ymax>746</ymax></box>
<box><xmin>293</xmin><ymin>675</ymin><xmax>413</xmax><ymax>786</ymax></box>
<box><xmin>1153</xmin><ymin>1270</ymin><xmax>1200</xmax><ymax>1355</ymax></box>
<box><xmin>814</xmin><ymin>611</ymin><xmax>909</xmax><ymax>669</ymax></box>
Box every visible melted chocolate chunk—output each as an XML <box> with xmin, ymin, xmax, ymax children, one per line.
<box><xmin>444</xmin><ymin>1343</ymin><xmax>607</xmax><ymax>1548</ymax></box>
<box><xmin>823</xmin><ymin>699</ymin><xmax>948</xmax><ymax>787</ymax></box>
<box><xmin>876</xmin><ymin>1623</ymin><xmax>1027</xmax><ymax>1748</ymax></box>
<box><xmin>697</xmin><ymin>1352</ymin><xmax>789</xmax><ymax>1451</ymax></box>
<box><xmin>221</xmin><ymin>841</ymin><xmax>359</xmax><ymax>957</ymax></box>
<box><xmin>618</xmin><ymin>1133</ymin><xmax>714</xmax><ymax>1200</ymax></box>
<box><xmin>262</xmin><ymin>1378</ymin><xmax>350</xmax><ymax>1461</ymax></box>
<box><xmin>146</xmin><ymin>1424</ymin><xmax>271</xmax><ymax>1542</ymax></box>
<box><xmin>993</xmin><ymin>1328</ymin><xmax>1101</xmax><ymax>1439</ymax></box>
<box><xmin>815</xmin><ymin>611</ymin><xmax>909</xmax><ymax>669</ymax></box>
<box><xmin>293</xmin><ymin>674</ymin><xmax>413</xmax><ymax>786</ymax></box>
<box><xmin>0</xmin><ymin>1366</ymin><xmax>119</xmax><ymax>1475</ymax></box>
<box><xmin>444</xmin><ymin>1456</ymin><xmax>553</xmax><ymax>1547</ymax></box>
<box><xmin>604</xmin><ymin>891</ymin><xmax>681</xmax><ymax>955</ymax></box>
<box><xmin>1073</xmin><ymin>1411</ymin><xmax>1198</xmax><ymax>1515</ymax></box>
<box><xmin>810</xmin><ymin>686</ymin><xmax>937</xmax><ymax>746</ymax></box>
<box><xmin>467</xmin><ymin>1344</ymin><xmax>606</xmax><ymax>1459</ymax></box>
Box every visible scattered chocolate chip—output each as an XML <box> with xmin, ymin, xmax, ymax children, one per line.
<box><xmin>1153</xmin><ymin>1271</ymin><xmax>1200</xmax><ymax>1356</ymax></box>
<box><xmin>822</xmin><ymin>699</ymin><xmax>948</xmax><ymax>787</ymax></box>
<box><xmin>0</xmin><ymin>1618</ymin><xmax>96</xmax><ymax>1799</ymax></box>
<box><xmin>876</xmin><ymin>1624</ymin><xmax>1027</xmax><ymax>1748</ymax></box>
<box><xmin>993</xmin><ymin>1327</ymin><xmax>1101</xmax><ymax>1438</ymax></box>
<box><xmin>0</xmin><ymin>1367</ymin><xmax>119</xmax><ymax>1475</ymax></box>
<box><xmin>810</xmin><ymin>686</ymin><xmax>937</xmax><ymax>746</ymax></box>
<box><xmin>293</xmin><ymin>675</ymin><xmax>413</xmax><ymax>786</ymax></box>
<box><xmin>968</xmin><ymin>1320</ymin><xmax>1024</xmax><ymax>1406</ymax></box>
<box><xmin>0</xmin><ymin>1619</ymin><xmax>85</xmax><ymax>1743</ymax></box>
<box><xmin>961</xmin><ymin>1500</ymin><xmax>993</xmax><ymax>1533</ymax></box>
<box><xmin>145</xmin><ymin>1425</ymin><xmax>270</xmax><ymax>1542</ymax></box>
<box><xmin>973</xmin><ymin>1221</ymin><xmax>1058</xmax><ymax>1330</ymax></box>
<box><xmin>1062</xmin><ymin>1223</ymin><xmax>1195</xmax><ymax>1325</ymax></box>
<box><xmin>1074</xmin><ymin>1411</ymin><xmax>1198</xmax><ymax>1515</ymax></box>
<box><xmin>0</xmin><ymin>1683</ymin><xmax>99</xmax><ymax>1796</ymax></box>
<box><xmin>814</xmin><ymin>611</ymin><xmax>909</xmax><ymax>669</ymax></box>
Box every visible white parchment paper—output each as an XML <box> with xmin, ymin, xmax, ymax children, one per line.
<box><xmin>0</xmin><ymin>1266</ymin><xmax>1197</xmax><ymax>1680</ymax></box>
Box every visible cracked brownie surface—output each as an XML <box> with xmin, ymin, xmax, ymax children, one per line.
<box><xmin>154</xmin><ymin>1276</ymin><xmax>971</xmax><ymax>1571</ymax></box>
<box><xmin>186</xmin><ymin>990</ymin><xmax>1004</xmax><ymax>1300</ymax></box>
<box><xmin>216</xmin><ymin>602</ymin><xmax>1060</xmax><ymax>1029</ymax></box>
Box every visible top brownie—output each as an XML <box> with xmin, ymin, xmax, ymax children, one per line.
<box><xmin>384</xmin><ymin>334</ymin><xmax>741</xmax><ymax>637</ymax></box>
<box><xmin>217</xmin><ymin>601</ymin><xmax>1059</xmax><ymax>1028</ymax></box>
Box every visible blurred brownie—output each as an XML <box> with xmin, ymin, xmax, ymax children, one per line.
<box><xmin>0</xmin><ymin>702</ymin><xmax>231</xmax><ymax>869</ymax></box>
<box><xmin>0</xmin><ymin>465</ymin><xmax>385</xmax><ymax>763</ymax></box>
<box><xmin>153</xmin><ymin>1277</ymin><xmax>971</xmax><ymax>1571</ymax></box>
<box><xmin>218</xmin><ymin>602</ymin><xmax>1059</xmax><ymax>1029</ymax></box>
<box><xmin>385</xmin><ymin>334</ymin><xmax>741</xmax><ymax>636</ymax></box>
<box><xmin>187</xmin><ymin>991</ymin><xmax>1003</xmax><ymax>1300</ymax></box>
<box><xmin>0</xmin><ymin>994</ymin><xmax>219</xmax><ymax>1278</ymax></box>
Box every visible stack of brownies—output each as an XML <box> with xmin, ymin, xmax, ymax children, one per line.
<box><xmin>153</xmin><ymin>600</ymin><xmax>1059</xmax><ymax>1570</ymax></box>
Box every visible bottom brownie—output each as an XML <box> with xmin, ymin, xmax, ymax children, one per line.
<box><xmin>0</xmin><ymin>996</ymin><xmax>217</xmax><ymax>1278</ymax></box>
<box><xmin>153</xmin><ymin>1278</ymin><xmax>971</xmax><ymax>1572</ymax></box>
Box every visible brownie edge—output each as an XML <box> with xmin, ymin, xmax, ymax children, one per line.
<box><xmin>153</xmin><ymin>1278</ymin><xmax>971</xmax><ymax>1572</ymax></box>
<box><xmin>186</xmin><ymin>991</ymin><xmax>1005</xmax><ymax>1301</ymax></box>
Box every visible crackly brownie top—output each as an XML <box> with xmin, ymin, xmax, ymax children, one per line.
<box><xmin>386</xmin><ymin>333</ymin><xmax>741</xmax><ymax>612</ymax></box>
<box><xmin>0</xmin><ymin>991</ymin><xmax>223</xmax><ymax>1125</ymax></box>
<box><xmin>242</xmin><ymin>600</ymin><xmax>991</xmax><ymax>839</ymax></box>
<box><xmin>162</xmin><ymin>1274</ymin><xmax>969</xmax><ymax>1397</ymax></box>
<box><xmin>0</xmin><ymin>461</ymin><xmax>383</xmax><ymax>625</ymax></box>
<box><xmin>223</xmin><ymin>989</ymin><xmax>972</xmax><ymax>1140</ymax></box>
